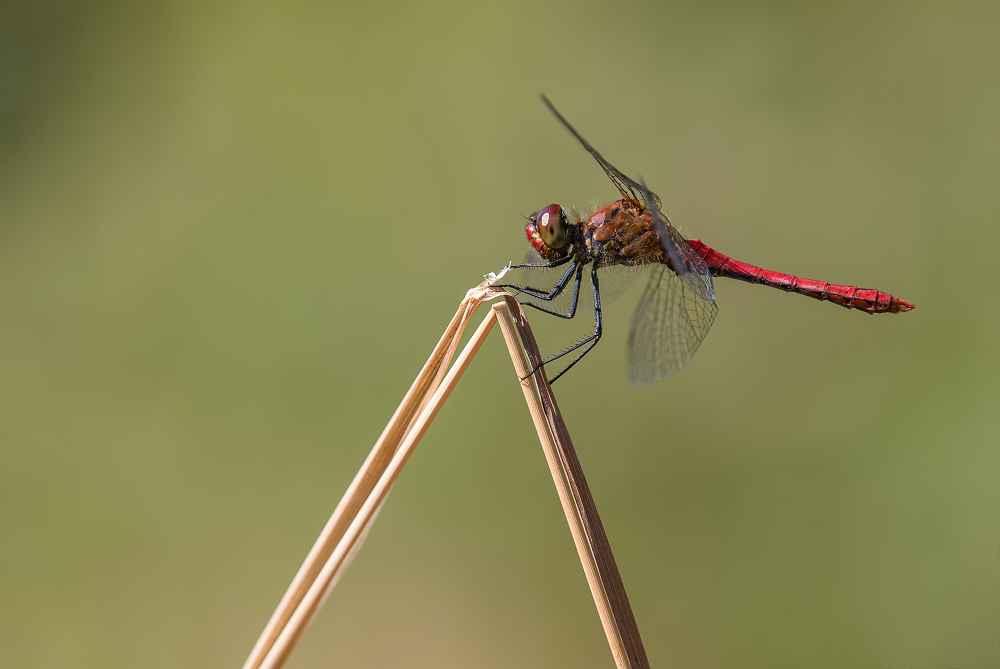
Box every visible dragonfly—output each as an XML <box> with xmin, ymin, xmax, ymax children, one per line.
<box><xmin>497</xmin><ymin>95</ymin><xmax>915</xmax><ymax>387</ymax></box>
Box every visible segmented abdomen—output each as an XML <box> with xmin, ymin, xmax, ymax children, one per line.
<box><xmin>686</xmin><ymin>240</ymin><xmax>914</xmax><ymax>314</ymax></box>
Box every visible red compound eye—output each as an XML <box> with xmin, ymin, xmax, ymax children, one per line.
<box><xmin>535</xmin><ymin>204</ymin><xmax>567</xmax><ymax>249</ymax></box>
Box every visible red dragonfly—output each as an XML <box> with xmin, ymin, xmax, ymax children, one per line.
<box><xmin>498</xmin><ymin>96</ymin><xmax>915</xmax><ymax>386</ymax></box>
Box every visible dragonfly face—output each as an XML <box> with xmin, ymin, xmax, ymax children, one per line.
<box><xmin>525</xmin><ymin>204</ymin><xmax>573</xmax><ymax>260</ymax></box>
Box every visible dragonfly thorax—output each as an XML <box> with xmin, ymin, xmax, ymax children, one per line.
<box><xmin>583</xmin><ymin>201</ymin><xmax>664</xmax><ymax>269</ymax></box>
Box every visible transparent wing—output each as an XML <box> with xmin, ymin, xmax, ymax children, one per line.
<box><xmin>594</xmin><ymin>263</ymin><xmax>648</xmax><ymax>304</ymax></box>
<box><xmin>637</xmin><ymin>178</ymin><xmax>717</xmax><ymax>302</ymax></box>
<box><xmin>627</xmin><ymin>265</ymin><xmax>718</xmax><ymax>387</ymax></box>
<box><xmin>541</xmin><ymin>95</ymin><xmax>662</xmax><ymax>211</ymax></box>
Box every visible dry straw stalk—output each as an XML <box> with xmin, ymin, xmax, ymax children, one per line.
<box><xmin>493</xmin><ymin>296</ymin><xmax>649</xmax><ymax>669</ymax></box>
<box><xmin>243</xmin><ymin>283</ymin><xmax>648</xmax><ymax>669</ymax></box>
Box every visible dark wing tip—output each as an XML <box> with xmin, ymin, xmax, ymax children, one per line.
<box><xmin>539</xmin><ymin>95</ymin><xmax>576</xmax><ymax>135</ymax></box>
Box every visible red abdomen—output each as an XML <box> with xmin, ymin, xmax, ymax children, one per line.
<box><xmin>687</xmin><ymin>240</ymin><xmax>915</xmax><ymax>314</ymax></box>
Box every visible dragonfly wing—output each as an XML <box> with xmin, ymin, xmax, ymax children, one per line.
<box><xmin>664</xmin><ymin>223</ymin><xmax>716</xmax><ymax>301</ymax></box>
<box><xmin>593</xmin><ymin>263</ymin><xmax>649</xmax><ymax>305</ymax></box>
<box><xmin>541</xmin><ymin>95</ymin><xmax>662</xmax><ymax>211</ymax></box>
<box><xmin>627</xmin><ymin>265</ymin><xmax>718</xmax><ymax>387</ymax></box>
<box><xmin>636</xmin><ymin>178</ymin><xmax>717</xmax><ymax>302</ymax></box>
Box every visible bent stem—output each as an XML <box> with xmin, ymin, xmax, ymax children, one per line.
<box><xmin>493</xmin><ymin>296</ymin><xmax>649</xmax><ymax>669</ymax></box>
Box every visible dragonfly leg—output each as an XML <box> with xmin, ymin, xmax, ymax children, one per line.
<box><xmin>496</xmin><ymin>258</ymin><xmax>579</xmax><ymax>303</ymax></box>
<box><xmin>518</xmin><ymin>262</ymin><xmax>585</xmax><ymax>320</ymax></box>
<box><xmin>524</xmin><ymin>265</ymin><xmax>603</xmax><ymax>384</ymax></box>
<box><xmin>508</xmin><ymin>255</ymin><xmax>574</xmax><ymax>270</ymax></box>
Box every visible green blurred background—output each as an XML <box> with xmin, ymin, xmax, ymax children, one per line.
<box><xmin>1</xmin><ymin>2</ymin><xmax>996</xmax><ymax>667</ymax></box>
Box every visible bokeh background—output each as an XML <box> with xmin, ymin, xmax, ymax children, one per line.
<box><xmin>1</xmin><ymin>2</ymin><xmax>997</xmax><ymax>667</ymax></box>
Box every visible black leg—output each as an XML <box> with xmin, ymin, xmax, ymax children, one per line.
<box><xmin>496</xmin><ymin>259</ymin><xmax>579</xmax><ymax>303</ymax></box>
<box><xmin>519</xmin><ymin>261</ymin><xmax>586</xmax><ymax>320</ymax></box>
<box><xmin>508</xmin><ymin>255</ymin><xmax>574</xmax><ymax>270</ymax></box>
<box><xmin>526</xmin><ymin>265</ymin><xmax>604</xmax><ymax>384</ymax></box>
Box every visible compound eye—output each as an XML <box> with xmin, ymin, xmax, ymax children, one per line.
<box><xmin>536</xmin><ymin>204</ymin><xmax>567</xmax><ymax>249</ymax></box>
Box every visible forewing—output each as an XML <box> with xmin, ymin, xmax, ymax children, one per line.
<box><xmin>627</xmin><ymin>265</ymin><xmax>718</xmax><ymax>387</ymax></box>
<box><xmin>637</xmin><ymin>178</ymin><xmax>717</xmax><ymax>302</ymax></box>
<box><xmin>541</xmin><ymin>95</ymin><xmax>662</xmax><ymax>211</ymax></box>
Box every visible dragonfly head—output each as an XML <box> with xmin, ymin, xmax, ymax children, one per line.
<box><xmin>526</xmin><ymin>204</ymin><xmax>571</xmax><ymax>260</ymax></box>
